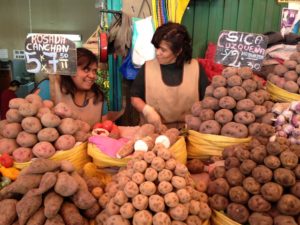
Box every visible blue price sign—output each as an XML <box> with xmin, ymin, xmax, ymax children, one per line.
<box><xmin>25</xmin><ymin>33</ymin><xmax>77</xmax><ymax>75</ymax></box>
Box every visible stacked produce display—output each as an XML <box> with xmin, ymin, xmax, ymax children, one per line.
<box><xmin>207</xmin><ymin>134</ymin><xmax>300</xmax><ymax>225</ymax></box>
<box><xmin>186</xmin><ymin>67</ymin><xmax>274</xmax><ymax>138</ymax></box>
<box><xmin>267</xmin><ymin>56</ymin><xmax>300</xmax><ymax>94</ymax></box>
<box><xmin>94</xmin><ymin>144</ymin><xmax>211</xmax><ymax>225</ymax></box>
<box><xmin>0</xmin><ymin>94</ymin><xmax>91</xmax><ymax>163</ymax></box>
<box><xmin>0</xmin><ymin>158</ymin><xmax>103</xmax><ymax>225</ymax></box>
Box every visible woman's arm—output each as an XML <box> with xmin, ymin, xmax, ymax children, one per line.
<box><xmin>130</xmin><ymin>96</ymin><xmax>146</xmax><ymax>113</ymax></box>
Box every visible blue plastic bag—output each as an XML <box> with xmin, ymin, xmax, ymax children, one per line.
<box><xmin>119</xmin><ymin>50</ymin><xmax>139</xmax><ymax>80</ymax></box>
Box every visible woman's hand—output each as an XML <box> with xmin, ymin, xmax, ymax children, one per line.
<box><xmin>142</xmin><ymin>104</ymin><xmax>162</xmax><ymax>130</ymax></box>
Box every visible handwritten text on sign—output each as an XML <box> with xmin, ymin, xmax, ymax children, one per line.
<box><xmin>215</xmin><ymin>30</ymin><xmax>268</xmax><ymax>71</ymax></box>
<box><xmin>25</xmin><ymin>34</ymin><xmax>77</xmax><ymax>75</ymax></box>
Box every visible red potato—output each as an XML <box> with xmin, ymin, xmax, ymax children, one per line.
<box><xmin>37</xmin><ymin>128</ymin><xmax>59</xmax><ymax>142</ymax></box>
<box><xmin>227</xmin><ymin>75</ymin><xmax>242</xmax><ymax>87</ymax></box>
<box><xmin>41</xmin><ymin>113</ymin><xmax>61</xmax><ymax>128</ymax></box>
<box><xmin>18</xmin><ymin>102</ymin><xmax>39</xmax><ymax>117</ymax></box>
<box><xmin>16</xmin><ymin>131</ymin><xmax>38</xmax><ymax>148</ymax></box>
<box><xmin>191</xmin><ymin>101</ymin><xmax>202</xmax><ymax>116</ymax></box>
<box><xmin>238</xmin><ymin>67</ymin><xmax>253</xmax><ymax>79</ymax></box>
<box><xmin>32</xmin><ymin>141</ymin><xmax>56</xmax><ymax>159</ymax></box>
<box><xmin>185</xmin><ymin>115</ymin><xmax>201</xmax><ymax>131</ymax></box>
<box><xmin>242</xmin><ymin>79</ymin><xmax>257</xmax><ymax>94</ymax></box>
<box><xmin>202</xmin><ymin>96</ymin><xmax>220</xmax><ymax>110</ymax></box>
<box><xmin>211</xmin><ymin>75</ymin><xmax>227</xmax><ymax>88</ymax></box>
<box><xmin>222</xmin><ymin>67</ymin><xmax>238</xmax><ymax>78</ymax></box>
<box><xmin>36</xmin><ymin>107</ymin><xmax>51</xmax><ymax>119</ymax></box>
<box><xmin>214</xmin><ymin>109</ymin><xmax>233</xmax><ymax>124</ymax></box>
<box><xmin>0</xmin><ymin>138</ymin><xmax>19</xmax><ymax>154</ymax></box>
<box><xmin>57</xmin><ymin>118</ymin><xmax>78</xmax><ymax>135</ymax></box>
<box><xmin>75</xmin><ymin>120</ymin><xmax>91</xmax><ymax>132</ymax></box>
<box><xmin>191</xmin><ymin>173</ymin><xmax>210</xmax><ymax>192</ymax></box>
<box><xmin>199</xmin><ymin>120</ymin><xmax>221</xmax><ymax>135</ymax></box>
<box><xmin>219</xmin><ymin>96</ymin><xmax>236</xmax><ymax>109</ymax></box>
<box><xmin>53</xmin><ymin>102</ymin><xmax>73</xmax><ymax>118</ymax></box>
<box><xmin>221</xmin><ymin>122</ymin><xmax>248</xmax><ymax>138</ymax></box>
<box><xmin>6</xmin><ymin>108</ymin><xmax>24</xmax><ymax>123</ymax></box>
<box><xmin>213</xmin><ymin>86</ymin><xmax>228</xmax><ymax>99</ymax></box>
<box><xmin>205</xmin><ymin>85</ymin><xmax>214</xmax><ymax>96</ymax></box>
<box><xmin>228</xmin><ymin>86</ymin><xmax>247</xmax><ymax>101</ymax></box>
<box><xmin>54</xmin><ymin>135</ymin><xmax>76</xmax><ymax>150</ymax></box>
<box><xmin>25</xmin><ymin>94</ymin><xmax>43</xmax><ymax>108</ymax></box>
<box><xmin>43</xmin><ymin>100</ymin><xmax>54</xmax><ymax>108</ymax></box>
<box><xmin>9</xmin><ymin>98</ymin><xmax>27</xmax><ymax>109</ymax></box>
<box><xmin>2</xmin><ymin>122</ymin><xmax>22</xmax><ymax>139</ymax></box>
<box><xmin>13</xmin><ymin>147</ymin><xmax>33</xmax><ymax>162</ymax></box>
<box><xmin>21</xmin><ymin>117</ymin><xmax>42</xmax><ymax>134</ymax></box>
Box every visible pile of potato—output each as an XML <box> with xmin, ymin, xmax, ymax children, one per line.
<box><xmin>94</xmin><ymin>144</ymin><xmax>212</xmax><ymax>225</ymax></box>
<box><xmin>0</xmin><ymin>94</ymin><xmax>91</xmax><ymax>162</ymax></box>
<box><xmin>208</xmin><ymin>136</ymin><xmax>300</xmax><ymax>225</ymax></box>
<box><xmin>267</xmin><ymin>47</ymin><xmax>300</xmax><ymax>94</ymax></box>
<box><xmin>0</xmin><ymin>158</ymin><xmax>103</xmax><ymax>225</ymax></box>
<box><xmin>186</xmin><ymin>66</ymin><xmax>274</xmax><ymax>138</ymax></box>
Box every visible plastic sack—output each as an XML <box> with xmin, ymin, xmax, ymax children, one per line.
<box><xmin>187</xmin><ymin>130</ymin><xmax>252</xmax><ymax>160</ymax></box>
<box><xmin>132</xmin><ymin>16</ymin><xmax>155</xmax><ymax>67</ymax></box>
<box><xmin>119</xmin><ymin>50</ymin><xmax>139</xmax><ymax>80</ymax></box>
<box><xmin>266</xmin><ymin>81</ymin><xmax>300</xmax><ymax>102</ymax></box>
<box><xmin>87</xmin><ymin>136</ymin><xmax>187</xmax><ymax>168</ymax></box>
<box><xmin>14</xmin><ymin>142</ymin><xmax>91</xmax><ymax>171</ymax></box>
<box><xmin>211</xmin><ymin>210</ymin><xmax>241</xmax><ymax>225</ymax></box>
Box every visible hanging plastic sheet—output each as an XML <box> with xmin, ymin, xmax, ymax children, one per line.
<box><xmin>119</xmin><ymin>50</ymin><xmax>139</xmax><ymax>80</ymax></box>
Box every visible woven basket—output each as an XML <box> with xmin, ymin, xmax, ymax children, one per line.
<box><xmin>14</xmin><ymin>142</ymin><xmax>90</xmax><ymax>171</ymax></box>
<box><xmin>187</xmin><ymin>130</ymin><xmax>251</xmax><ymax>160</ymax></box>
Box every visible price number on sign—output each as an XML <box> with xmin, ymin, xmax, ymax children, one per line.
<box><xmin>25</xmin><ymin>33</ymin><xmax>77</xmax><ymax>75</ymax></box>
<box><xmin>25</xmin><ymin>51</ymin><xmax>61</xmax><ymax>73</ymax></box>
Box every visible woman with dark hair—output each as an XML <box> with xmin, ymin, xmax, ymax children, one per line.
<box><xmin>130</xmin><ymin>22</ymin><xmax>209</xmax><ymax>130</ymax></box>
<box><xmin>40</xmin><ymin>47</ymin><xmax>111</xmax><ymax>126</ymax></box>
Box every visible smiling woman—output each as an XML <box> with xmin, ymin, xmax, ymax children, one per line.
<box><xmin>39</xmin><ymin>47</ymin><xmax>106</xmax><ymax>126</ymax></box>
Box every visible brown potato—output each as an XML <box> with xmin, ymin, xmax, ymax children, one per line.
<box><xmin>248</xmin><ymin>195</ymin><xmax>271</xmax><ymax>212</ymax></box>
<box><xmin>227</xmin><ymin>203</ymin><xmax>249</xmax><ymax>224</ymax></box>
<box><xmin>261</xmin><ymin>182</ymin><xmax>283</xmax><ymax>202</ymax></box>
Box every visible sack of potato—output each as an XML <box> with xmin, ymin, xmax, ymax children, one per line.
<box><xmin>0</xmin><ymin>158</ymin><xmax>104</xmax><ymax>225</ymax></box>
<box><xmin>88</xmin><ymin>124</ymin><xmax>187</xmax><ymax>168</ymax></box>
<box><xmin>93</xmin><ymin>144</ymin><xmax>211</xmax><ymax>225</ymax></box>
<box><xmin>186</xmin><ymin>66</ymin><xmax>275</xmax><ymax>158</ymax></box>
<box><xmin>0</xmin><ymin>94</ymin><xmax>91</xmax><ymax>170</ymax></box>
<box><xmin>266</xmin><ymin>49</ymin><xmax>300</xmax><ymax>102</ymax></box>
<box><xmin>207</xmin><ymin>136</ymin><xmax>300</xmax><ymax>225</ymax></box>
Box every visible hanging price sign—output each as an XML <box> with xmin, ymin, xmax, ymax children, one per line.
<box><xmin>25</xmin><ymin>33</ymin><xmax>77</xmax><ymax>75</ymax></box>
<box><xmin>215</xmin><ymin>30</ymin><xmax>268</xmax><ymax>71</ymax></box>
